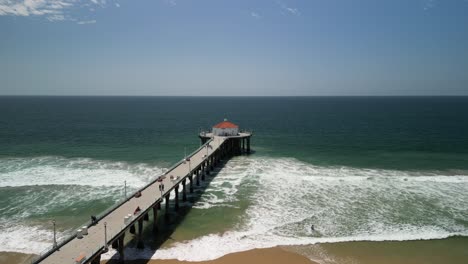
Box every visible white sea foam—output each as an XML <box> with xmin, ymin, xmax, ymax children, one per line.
<box><xmin>0</xmin><ymin>156</ymin><xmax>165</xmax><ymax>254</ymax></box>
<box><xmin>192</xmin><ymin>161</ymin><xmax>252</xmax><ymax>209</ymax></box>
<box><xmin>101</xmin><ymin>228</ymin><xmax>468</xmax><ymax>262</ymax></box>
<box><xmin>0</xmin><ymin>223</ymin><xmax>63</xmax><ymax>254</ymax></box>
<box><xmin>2</xmin><ymin>156</ymin><xmax>468</xmax><ymax>260</ymax></box>
<box><xmin>103</xmin><ymin>156</ymin><xmax>468</xmax><ymax>262</ymax></box>
<box><xmin>0</xmin><ymin>156</ymin><xmax>163</xmax><ymax>188</ymax></box>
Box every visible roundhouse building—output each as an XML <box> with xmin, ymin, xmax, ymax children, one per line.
<box><xmin>212</xmin><ymin>119</ymin><xmax>239</xmax><ymax>136</ymax></box>
<box><xmin>199</xmin><ymin>119</ymin><xmax>252</xmax><ymax>154</ymax></box>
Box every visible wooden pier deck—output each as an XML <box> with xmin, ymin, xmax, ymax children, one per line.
<box><xmin>32</xmin><ymin>132</ymin><xmax>251</xmax><ymax>264</ymax></box>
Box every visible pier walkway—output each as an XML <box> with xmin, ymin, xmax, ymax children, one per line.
<box><xmin>32</xmin><ymin>132</ymin><xmax>251</xmax><ymax>264</ymax></box>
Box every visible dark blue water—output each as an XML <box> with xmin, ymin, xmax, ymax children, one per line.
<box><xmin>1</xmin><ymin>96</ymin><xmax>468</xmax><ymax>169</ymax></box>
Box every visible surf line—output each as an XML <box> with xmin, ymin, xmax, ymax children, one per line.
<box><xmin>32</xmin><ymin>119</ymin><xmax>252</xmax><ymax>264</ymax></box>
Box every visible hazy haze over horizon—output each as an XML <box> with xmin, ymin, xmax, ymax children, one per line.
<box><xmin>1</xmin><ymin>0</ymin><xmax>468</xmax><ymax>96</ymax></box>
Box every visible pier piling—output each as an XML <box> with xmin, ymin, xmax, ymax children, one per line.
<box><xmin>90</xmin><ymin>254</ymin><xmax>101</xmax><ymax>264</ymax></box>
<box><xmin>152</xmin><ymin>204</ymin><xmax>158</xmax><ymax>234</ymax></box>
<box><xmin>137</xmin><ymin>218</ymin><xmax>144</xmax><ymax>249</ymax></box>
<box><xmin>118</xmin><ymin>234</ymin><xmax>125</xmax><ymax>263</ymax></box>
<box><xmin>165</xmin><ymin>195</ymin><xmax>170</xmax><ymax>219</ymax></box>
<box><xmin>182</xmin><ymin>179</ymin><xmax>187</xmax><ymax>202</ymax></box>
<box><xmin>189</xmin><ymin>174</ymin><xmax>194</xmax><ymax>193</ymax></box>
<box><xmin>174</xmin><ymin>185</ymin><xmax>179</xmax><ymax>211</ymax></box>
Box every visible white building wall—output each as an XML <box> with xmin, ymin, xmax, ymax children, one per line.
<box><xmin>212</xmin><ymin>127</ymin><xmax>239</xmax><ymax>136</ymax></box>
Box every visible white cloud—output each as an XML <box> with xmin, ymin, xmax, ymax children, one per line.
<box><xmin>423</xmin><ymin>0</ymin><xmax>437</xmax><ymax>10</ymax></box>
<box><xmin>47</xmin><ymin>14</ymin><xmax>66</xmax><ymax>21</ymax></box>
<box><xmin>0</xmin><ymin>0</ymin><xmax>113</xmax><ymax>21</ymax></box>
<box><xmin>251</xmin><ymin>11</ymin><xmax>261</xmax><ymax>19</ymax></box>
<box><xmin>115</xmin><ymin>2</ymin><xmax>119</xmax><ymax>8</ymax></box>
<box><xmin>77</xmin><ymin>19</ymin><xmax>96</xmax><ymax>24</ymax></box>
<box><xmin>276</xmin><ymin>0</ymin><xmax>300</xmax><ymax>16</ymax></box>
<box><xmin>164</xmin><ymin>0</ymin><xmax>176</xmax><ymax>6</ymax></box>
<box><xmin>286</xmin><ymin>7</ymin><xmax>299</xmax><ymax>16</ymax></box>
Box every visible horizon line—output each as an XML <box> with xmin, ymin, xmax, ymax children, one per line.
<box><xmin>1</xmin><ymin>95</ymin><xmax>468</xmax><ymax>98</ymax></box>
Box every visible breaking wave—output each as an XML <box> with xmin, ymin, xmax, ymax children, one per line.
<box><xmin>105</xmin><ymin>156</ymin><xmax>468</xmax><ymax>261</ymax></box>
<box><xmin>0</xmin><ymin>156</ymin><xmax>164</xmax><ymax>253</ymax></box>
<box><xmin>2</xmin><ymin>155</ymin><xmax>468</xmax><ymax>260</ymax></box>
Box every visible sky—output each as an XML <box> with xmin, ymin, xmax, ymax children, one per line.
<box><xmin>0</xmin><ymin>0</ymin><xmax>467</xmax><ymax>96</ymax></box>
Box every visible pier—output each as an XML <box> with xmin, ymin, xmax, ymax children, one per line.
<box><xmin>31</xmin><ymin>120</ymin><xmax>252</xmax><ymax>264</ymax></box>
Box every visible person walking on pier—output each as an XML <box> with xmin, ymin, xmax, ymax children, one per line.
<box><xmin>134</xmin><ymin>206</ymin><xmax>141</xmax><ymax>215</ymax></box>
<box><xmin>90</xmin><ymin>215</ymin><xmax>97</xmax><ymax>225</ymax></box>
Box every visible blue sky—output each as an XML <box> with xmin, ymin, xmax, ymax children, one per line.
<box><xmin>1</xmin><ymin>0</ymin><xmax>467</xmax><ymax>96</ymax></box>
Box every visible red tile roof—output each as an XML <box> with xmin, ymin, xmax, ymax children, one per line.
<box><xmin>213</xmin><ymin>121</ymin><xmax>238</xmax><ymax>129</ymax></box>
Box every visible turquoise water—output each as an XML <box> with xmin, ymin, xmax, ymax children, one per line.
<box><xmin>0</xmin><ymin>96</ymin><xmax>467</xmax><ymax>260</ymax></box>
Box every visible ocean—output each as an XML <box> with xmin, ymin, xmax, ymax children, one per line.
<box><xmin>1</xmin><ymin>96</ymin><xmax>468</xmax><ymax>263</ymax></box>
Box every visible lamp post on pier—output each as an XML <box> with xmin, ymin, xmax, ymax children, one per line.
<box><xmin>104</xmin><ymin>222</ymin><xmax>108</xmax><ymax>251</ymax></box>
<box><xmin>52</xmin><ymin>220</ymin><xmax>57</xmax><ymax>248</ymax></box>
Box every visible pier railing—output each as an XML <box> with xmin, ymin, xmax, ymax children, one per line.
<box><xmin>28</xmin><ymin>139</ymin><xmax>215</xmax><ymax>264</ymax></box>
<box><xmin>200</xmin><ymin>129</ymin><xmax>253</xmax><ymax>136</ymax></box>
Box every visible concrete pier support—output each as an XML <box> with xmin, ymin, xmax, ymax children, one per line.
<box><xmin>129</xmin><ymin>224</ymin><xmax>135</xmax><ymax>234</ymax></box>
<box><xmin>247</xmin><ymin>137</ymin><xmax>250</xmax><ymax>153</ymax></box>
<box><xmin>112</xmin><ymin>239</ymin><xmax>119</xmax><ymax>249</ymax></box>
<box><xmin>182</xmin><ymin>179</ymin><xmax>187</xmax><ymax>202</ymax></box>
<box><xmin>174</xmin><ymin>185</ymin><xmax>179</xmax><ymax>211</ymax></box>
<box><xmin>90</xmin><ymin>253</ymin><xmax>101</xmax><ymax>264</ymax></box>
<box><xmin>204</xmin><ymin>162</ymin><xmax>209</xmax><ymax>176</ymax></box>
<box><xmin>196</xmin><ymin>169</ymin><xmax>200</xmax><ymax>186</ymax></box>
<box><xmin>200</xmin><ymin>167</ymin><xmax>203</xmax><ymax>177</ymax></box>
<box><xmin>165</xmin><ymin>194</ymin><xmax>170</xmax><ymax>219</ymax></box>
<box><xmin>143</xmin><ymin>213</ymin><xmax>149</xmax><ymax>221</ymax></box>
<box><xmin>118</xmin><ymin>234</ymin><xmax>125</xmax><ymax>263</ymax></box>
<box><xmin>189</xmin><ymin>174</ymin><xmax>194</xmax><ymax>193</ymax></box>
<box><xmin>137</xmin><ymin>218</ymin><xmax>144</xmax><ymax>249</ymax></box>
<box><xmin>152</xmin><ymin>204</ymin><xmax>158</xmax><ymax>234</ymax></box>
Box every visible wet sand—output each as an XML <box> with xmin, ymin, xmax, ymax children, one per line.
<box><xmin>4</xmin><ymin>237</ymin><xmax>468</xmax><ymax>264</ymax></box>
<box><xmin>101</xmin><ymin>247</ymin><xmax>317</xmax><ymax>264</ymax></box>
<box><xmin>284</xmin><ymin>236</ymin><xmax>468</xmax><ymax>264</ymax></box>
<box><xmin>100</xmin><ymin>237</ymin><xmax>468</xmax><ymax>264</ymax></box>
